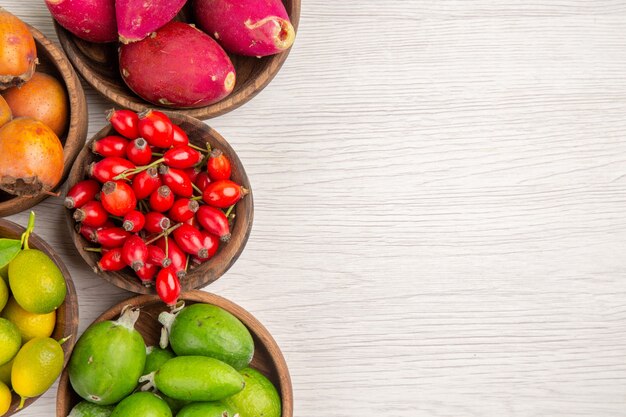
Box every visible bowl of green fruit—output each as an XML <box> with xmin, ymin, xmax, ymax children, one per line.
<box><xmin>56</xmin><ymin>290</ymin><xmax>291</xmax><ymax>417</ymax></box>
<box><xmin>0</xmin><ymin>213</ymin><xmax>78</xmax><ymax>416</ymax></box>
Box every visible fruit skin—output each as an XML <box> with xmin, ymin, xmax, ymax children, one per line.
<box><xmin>101</xmin><ymin>180</ymin><xmax>137</xmax><ymax>216</ymax></box>
<box><xmin>69</xmin><ymin>308</ymin><xmax>146</xmax><ymax>405</ymax></box>
<box><xmin>156</xmin><ymin>267</ymin><xmax>180</xmax><ymax>306</ymax></box>
<box><xmin>150</xmin><ymin>185</ymin><xmax>175</xmax><ymax>212</ymax></box>
<box><xmin>143</xmin><ymin>346</ymin><xmax>175</xmax><ymax>375</ymax></box>
<box><xmin>65</xmin><ymin>180</ymin><xmax>101</xmax><ymax>209</ymax></box>
<box><xmin>122</xmin><ymin>235</ymin><xmax>148</xmax><ymax>271</ymax></box>
<box><xmin>207</xmin><ymin>149</ymin><xmax>231</xmax><ymax>181</ymax></box>
<box><xmin>159</xmin><ymin>166</ymin><xmax>193</xmax><ymax>197</ymax></box>
<box><xmin>0</xmin><ymin>278</ymin><xmax>6</xmax><ymax>312</ymax></box>
<box><xmin>9</xmin><ymin>249</ymin><xmax>66</xmax><ymax>314</ymax></box>
<box><xmin>89</xmin><ymin>157</ymin><xmax>136</xmax><ymax>183</ymax></box>
<box><xmin>173</xmin><ymin>224</ymin><xmax>210</xmax><ymax>259</ymax></box>
<box><xmin>68</xmin><ymin>401</ymin><xmax>115</xmax><ymax>417</ymax></box>
<box><xmin>93</xmin><ymin>227</ymin><xmax>130</xmax><ymax>248</ymax></box>
<box><xmin>0</xmin><ymin>117</ymin><xmax>63</xmax><ymax>196</ymax></box>
<box><xmin>0</xmin><ymin>9</ymin><xmax>37</xmax><ymax>89</ymax></box>
<box><xmin>203</xmin><ymin>180</ymin><xmax>247</xmax><ymax>209</ymax></box>
<box><xmin>2</xmin><ymin>72</ymin><xmax>68</xmax><ymax>136</ymax></box>
<box><xmin>126</xmin><ymin>137</ymin><xmax>152</xmax><ymax>165</ymax></box>
<box><xmin>1</xmin><ymin>297</ymin><xmax>55</xmax><ymax>343</ymax></box>
<box><xmin>153</xmin><ymin>356</ymin><xmax>245</xmax><ymax>402</ymax></box>
<box><xmin>169</xmin><ymin>198</ymin><xmax>199</xmax><ymax>223</ymax></box>
<box><xmin>45</xmin><ymin>0</ymin><xmax>117</xmax><ymax>43</ymax></box>
<box><xmin>119</xmin><ymin>22</ymin><xmax>236</xmax><ymax>108</ymax></box>
<box><xmin>123</xmin><ymin>210</ymin><xmax>145</xmax><ymax>233</ymax></box>
<box><xmin>74</xmin><ymin>201</ymin><xmax>109</xmax><ymax>228</ymax></box>
<box><xmin>116</xmin><ymin>0</ymin><xmax>187</xmax><ymax>44</ymax></box>
<box><xmin>147</xmin><ymin>245</ymin><xmax>169</xmax><ymax>268</ymax></box>
<box><xmin>163</xmin><ymin>146</ymin><xmax>201</xmax><ymax>169</ymax></box>
<box><xmin>194</xmin><ymin>171</ymin><xmax>211</xmax><ymax>191</ymax></box>
<box><xmin>133</xmin><ymin>167</ymin><xmax>162</xmax><ymax>200</ymax></box>
<box><xmin>197</xmin><ymin>205</ymin><xmax>231</xmax><ymax>242</ymax></box>
<box><xmin>0</xmin><ymin>359</ymin><xmax>12</xmax><ymax>387</ymax></box>
<box><xmin>0</xmin><ymin>96</ymin><xmax>10</xmax><ymax>128</ymax></box>
<box><xmin>171</xmin><ymin>124</ymin><xmax>188</xmax><ymax>146</ymax></box>
<box><xmin>11</xmin><ymin>337</ymin><xmax>64</xmax><ymax>406</ymax></box>
<box><xmin>176</xmin><ymin>401</ymin><xmax>238</xmax><ymax>417</ymax></box>
<box><xmin>164</xmin><ymin>303</ymin><xmax>253</xmax><ymax>370</ymax></box>
<box><xmin>97</xmin><ymin>247</ymin><xmax>125</xmax><ymax>272</ymax></box>
<box><xmin>155</xmin><ymin>237</ymin><xmax>187</xmax><ymax>279</ymax></box>
<box><xmin>144</xmin><ymin>212</ymin><xmax>171</xmax><ymax>234</ymax></box>
<box><xmin>0</xmin><ymin>318</ymin><xmax>20</xmax><ymax>365</ymax></box>
<box><xmin>0</xmin><ymin>381</ymin><xmax>10</xmax><ymax>416</ymax></box>
<box><xmin>223</xmin><ymin>367</ymin><xmax>281</xmax><ymax>417</ymax></box>
<box><xmin>138</xmin><ymin>110</ymin><xmax>173</xmax><ymax>148</ymax></box>
<box><xmin>92</xmin><ymin>135</ymin><xmax>129</xmax><ymax>158</ymax></box>
<box><xmin>111</xmin><ymin>392</ymin><xmax>172</xmax><ymax>417</ymax></box>
<box><xmin>193</xmin><ymin>0</ymin><xmax>295</xmax><ymax>57</ymax></box>
<box><xmin>107</xmin><ymin>109</ymin><xmax>139</xmax><ymax>139</ymax></box>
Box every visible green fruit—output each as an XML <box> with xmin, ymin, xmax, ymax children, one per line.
<box><xmin>160</xmin><ymin>303</ymin><xmax>254</xmax><ymax>370</ymax></box>
<box><xmin>9</xmin><ymin>249</ymin><xmax>66</xmax><ymax>314</ymax></box>
<box><xmin>153</xmin><ymin>356</ymin><xmax>244</xmax><ymax>402</ymax></box>
<box><xmin>0</xmin><ymin>264</ymin><xmax>8</xmax><ymax>285</ymax></box>
<box><xmin>0</xmin><ymin>358</ymin><xmax>13</xmax><ymax>387</ymax></box>
<box><xmin>144</xmin><ymin>346</ymin><xmax>175</xmax><ymax>375</ymax></box>
<box><xmin>69</xmin><ymin>308</ymin><xmax>146</xmax><ymax>405</ymax></box>
<box><xmin>11</xmin><ymin>337</ymin><xmax>65</xmax><ymax>408</ymax></box>
<box><xmin>68</xmin><ymin>401</ymin><xmax>115</xmax><ymax>417</ymax></box>
<box><xmin>110</xmin><ymin>392</ymin><xmax>171</xmax><ymax>417</ymax></box>
<box><xmin>223</xmin><ymin>368</ymin><xmax>281</xmax><ymax>417</ymax></box>
<box><xmin>0</xmin><ymin>277</ymin><xmax>7</xmax><ymax>312</ymax></box>
<box><xmin>160</xmin><ymin>394</ymin><xmax>188</xmax><ymax>414</ymax></box>
<box><xmin>0</xmin><ymin>318</ymin><xmax>20</xmax><ymax>365</ymax></box>
<box><xmin>176</xmin><ymin>401</ymin><xmax>238</xmax><ymax>417</ymax></box>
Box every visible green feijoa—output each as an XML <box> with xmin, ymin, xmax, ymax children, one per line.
<box><xmin>223</xmin><ymin>368</ymin><xmax>281</xmax><ymax>417</ymax></box>
<box><xmin>110</xmin><ymin>392</ymin><xmax>171</xmax><ymax>417</ymax></box>
<box><xmin>144</xmin><ymin>346</ymin><xmax>175</xmax><ymax>375</ymax></box>
<box><xmin>69</xmin><ymin>308</ymin><xmax>146</xmax><ymax>405</ymax></box>
<box><xmin>68</xmin><ymin>401</ymin><xmax>115</xmax><ymax>417</ymax></box>
<box><xmin>153</xmin><ymin>356</ymin><xmax>244</xmax><ymax>402</ymax></box>
<box><xmin>176</xmin><ymin>401</ymin><xmax>238</xmax><ymax>417</ymax></box>
<box><xmin>160</xmin><ymin>303</ymin><xmax>254</xmax><ymax>370</ymax></box>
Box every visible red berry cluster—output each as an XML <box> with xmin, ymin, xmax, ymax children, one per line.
<box><xmin>65</xmin><ymin>109</ymin><xmax>248</xmax><ymax>305</ymax></box>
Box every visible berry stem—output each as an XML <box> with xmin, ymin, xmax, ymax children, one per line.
<box><xmin>224</xmin><ymin>204</ymin><xmax>235</xmax><ymax>218</ymax></box>
<box><xmin>191</xmin><ymin>183</ymin><xmax>203</xmax><ymax>195</ymax></box>
<box><xmin>145</xmin><ymin>223</ymin><xmax>183</xmax><ymax>246</ymax></box>
<box><xmin>83</xmin><ymin>247</ymin><xmax>103</xmax><ymax>253</ymax></box>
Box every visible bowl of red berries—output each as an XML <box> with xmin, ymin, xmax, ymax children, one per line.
<box><xmin>64</xmin><ymin>109</ymin><xmax>253</xmax><ymax>302</ymax></box>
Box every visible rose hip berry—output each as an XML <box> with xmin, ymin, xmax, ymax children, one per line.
<box><xmin>149</xmin><ymin>185</ymin><xmax>175</xmax><ymax>212</ymax></box>
<box><xmin>122</xmin><ymin>235</ymin><xmax>148</xmax><ymax>271</ymax></box>
<box><xmin>173</xmin><ymin>224</ymin><xmax>210</xmax><ymax>259</ymax></box>
<box><xmin>194</xmin><ymin>172</ymin><xmax>211</xmax><ymax>191</ymax></box>
<box><xmin>136</xmin><ymin>263</ymin><xmax>158</xmax><ymax>283</ymax></box>
<box><xmin>203</xmin><ymin>180</ymin><xmax>247</xmax><ymax>208</ymax></box>
<box><xmin>144</xmin><ymin>211</ymin><xmax>171</xmax><ymax>234</ymax></box>
<box><xmin>171</xmin><ymin>124</ymin><xmax>189</xmax><ymax>147</ymax></box>
<box><xmin>155</xmin><ymin>237</ymin><xmax>187</xmax><ymax>279</ymax></box>
<box><xmin>93</xmin><ymin>227</ymin><xmax>131</xmax><ymax>248</ymax></box>
<box><xmin>107</xmin><ymin>109</ymin><xmax>140</xmax><ymax>139</ymax></box>
<box><xmin>156</xmin><ymin>266</ymin><xmax>180</xmax><ymax>306</ymax></box>
<box><xmin>126</xmin><ymin>138</ymin><xmax>153</xmax><ymax>166</ymax></box>
<box><xmin>123</xmin><ymin>210</ymin><xmax>146</xmax><ymax>233</ymax></box>
<box><xmin>138</xmin><ymin>110</ymin><xmax>173</xmax><ymax>148</ymax></box>
<box><xmin>74</xmin><ymin>200</ymin><xmax>109</xmax><ymax>227</ymax></box>
<box><xmin>97</xmin><ymin>247</ymin><xmax>126</xmax><ymax>272</ymax></box>
<box><xmin>132</xmin><ymin>167</ymin><xmax>161</xmax><ymax>200</ymax></box>
<box><xmin>163</xmin><ymin>146</ymin><xmax>202</xmax><ymax>169</ymax></box>
<box><xmin>147</xmin><ymin>245</ymin><xmax>170</xmax><ymax>268</ymax></box>
<box><xmin>207</xmin><ymin>149</ymin><xmax>231</xmax><ymax>181</ymax></box>
<box><xmin>169</xmin><ymin>198</ymin><xmax>199</xmax><ymax>222</ymax></box>
<box><xmin>89</xmin><ymin>157</ymin><xmax>136</xmax><ymax>183</ymax></box>
<box><xmin>159</xmin><ymin>165</ymin><xmax>193</xmax><ymax>197</ymax></box>
<box><xmin>65</xmin><ymin>179</ymin><xmax>100</xmax><ymax>209</ymax></box>
<box><xmin>100</xmin><ymin>180</ymin><xmax>137</xmax><ymax>216</ymax></box>
<box><xmin>197</xmin><ymin>205</ymin><xmax>231</xmax><ymax>241</ymax></box>
<box><xmin>200</xmin><ymin>230</ymin><xmax>219</xmax><ymax>259</ymax></box>
<box><xmin>92</xmin><ymin>136</ymin><xmax>129</xmax><ymax>158</ymax></box>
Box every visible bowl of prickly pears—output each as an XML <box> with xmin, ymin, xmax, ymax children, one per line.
<box><xmin>50</xmin><ymin>0</ymin><xmax>300</xmax><ymax>120</ymax></box>
<box><xmin>0</xmin><ymin>212</ymin><xmax>78</xmax><ymax>416</ymax></box>
<box><xmin>64</xmin><ymin>109</ymin><xmax>253</xmax><ymax>302</ymax></box>
<box><xmin>56</xmin><ymin>290</ymin><xmax>292</xmax><ymax>417</ymax></box>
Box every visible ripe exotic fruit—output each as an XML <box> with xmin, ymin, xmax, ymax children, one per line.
<box><xmin>202</xmin><ymin>180</ymin><xmax>247</xmax><ymax>208</ymax></box>
<box><xmin>169</xmin><ymin>198</ymin><xmax>199</xmax><ymax>222</ymax></box>
<box><xmin>163</xmin><ymin>146</ymin><xmax>202</xmax><ymax>169</ymax></box>
<box><xmin>149</xmin><ymin>185</ymin><xmax>175</xmax><ymax>212</ymax></box>
<box><xmin>171</xmin><ymin>124</ymin><xmax>189</xmax><ymax>146</ymax></box>
<box><xmin>207</xmin><ymin>149</ymin><xmax>231</xmax><ymax>181</ymax></box>
<box><xmin>65</xmin><ymin>179</ymin><xmax>100</xmax><ymax>209</ymax></box>
<box><xmin>0</xmin><ymin>118</ymin><xmax>63</xmax><ymax>196</ymax></box>
<box><xmin>97</xmin><ymin>247</ymin><xmax>125</xmax><ymax>271</ymax></box>
<box><xmin>116</xmin><ymin>0</ymin><xmax>187</xmax><ymax>43</ymax></box>
<box><xmin>73</xmin><ymin>201</ymin><xmax>109</xmax><ymax>227</ymax></box>
<box><xmin>100</xmin><ymin>180</ymin><xmax>137</xmax><ymax>216</ymax></box>
<box><xmin>92</xmin><ymin>135</ymin><xmax>129</xmax><ymax>158</ymax></box>
<box><xmin>156</xmin><ymin>266</ymin><xmax>180</xmax><ymax>306</ymax></box>
<box><xmin>173</xmin><ymin>224</ymin><xmax>211</xmax><ymax>259</ymax></box>
<box><xmin>0</xmin><ymin>96</ymin><xmax>11</xmax><ymax>128</ymax></box>
<box><xmin>121</xmin><ymin>235</ymin><xmax>148</xmax><ymax>271</ymax></box>
<box><xmin>119</xmin><ymin>22</ymin><xmax>236</xmax><ymax>108</ymax></box>
<box><xmin>126</xmin><ymin>137</ymin><xmax>152</xmax><ymax>165</ymax></box>
<box><xmin>138</xmin><ymin>110</ymin><xmax>173</xmax><ymax>148</ymax></box>
<box><xmin>0</xmin><ymin>9</ymin><xmax>37</xmax><ymax>89</ymax></box>
<box><xmin>122</xmin><ymin>210</ymin><xmax>145</xmax><ymax>233</ymax></box>
<box><xmin>107</xmin><ymin>109</ymin><xmax>140</xmax><ymax>139</ymax></box>
<box><xmin>45</xmin><ymin>0</ymin><xmax>117</xmax><ymax>43</ymax></box>
<box><xmin>89</xmin><ymin>157</ymin><xmax>136</xmax><ymax>183</ymax></box>
<box><xmin>159</xmin><ymin>166</ymin><xmax>193</xmax><ymax>197</ymax></box>
<box><xmin>193</xmin><ymin>0</ymin><xmax>295</xmax><ymax>57</ymax></box>
<box><xmin>144</xmin><ymin>211</ymin><xmax>170</xmax><ymax>234</ymax></box>
<box><xmin>197</xmin><ymin>205</ymin><xmax>231</xmax><ymax>241</ymax></box>
<box><xmin>132</xmin><ymin>167</ymin><xmax>161</xmax><ymax>199</ymax></box>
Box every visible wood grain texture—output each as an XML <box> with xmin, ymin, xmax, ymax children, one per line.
<box><xmin>4</xmin><ymin>1</ymin><xmax>626</xmax><ymax>416</ymax></box>
<box><xmin>56</xmin><ymin>291</ymin><xmax>292</xmax><ymax>417</ymax></box>
<box><xmin>65</xmin><ymin>111</ymin><xmax>253</xmax><ymax>294</ymax></box>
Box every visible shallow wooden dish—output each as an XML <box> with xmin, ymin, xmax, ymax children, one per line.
<box><xmin>53</xmin><ymin>1</ymin><xmax>300</xmax><ymax>120</ymax></box>
<box><xmin>65</xmin><ymin>111</ymin><xmax>253</xmax><ymax>294</ymax></box>
<box><xmin>0</xmin><ymin>218</ymin><xmax>78</xmax><ymax>416</ymax></box>
<box><xmin>56</xmin><ymin>291</ymin><xmax>292</xmax><ymax>416</ymax></box>
<box><xmin>0</xmin><ymin>25</ymin><xmax>88</xmax><ymax>217</ymax></box>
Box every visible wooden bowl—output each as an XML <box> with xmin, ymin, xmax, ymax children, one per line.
<box><xmin>65</xmin><ymin>111</ymin><xmax>253</xmax><ymax>294</ymax></box>
<box><xmin>0</xmin><ymin>25</ymin><xmax>88</xmax><ymax>217</ymax></box>
<box><xmin>53</xmin><ymin>1</ymin><xmax>301</xmax><ymax>120</ymax></box>
<box><xmin>56</xmin><ymin>290</ymin><xmax>292</xmax><ymax>416</ymax></box>
<box><xmin>0</xmin><ymin>218</ymin><xmax>78</xmax><ymax>416</ymax></box>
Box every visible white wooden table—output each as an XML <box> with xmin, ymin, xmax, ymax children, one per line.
<box><xmin>5</xmin><ymin>1</ymin><xmax>626</xmax><ymax>416</ymax></box>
